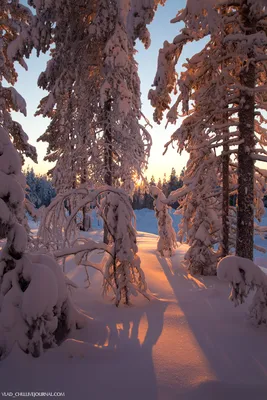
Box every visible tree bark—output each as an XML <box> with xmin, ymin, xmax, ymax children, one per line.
<box><xmin>103</xmin><ymin>99</ymin><xmax>112</xmax><ymax>244</ymax></box>
<box><xmin>236</xmin><ymin>1</ymin><xmax>256</xmax><ymax>260</ymax></box>
<box><xmin>222</xmin><ymin>138</ymin><xmax>229</xmax><ymax>258</ymax></box>
<box><xmin>80</xmin><ymin>167</ymin><xmax>88</xmax><ymax>231</ymax></box>
<box><xmin>67</xmin><ymin>156</ymin><xmax>76</xmax><ymax>216</ymax></box>
<box><xmin>80</xmin><ymin>132</ymin><xmax>88</xmax><ymax>231</ymax></box>
<box><xmin>221</xmin><ymin>31</ymin><xmax>230</xmax><ymax>258</ymax></box>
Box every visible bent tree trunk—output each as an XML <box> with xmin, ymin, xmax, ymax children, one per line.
<box><xmin>103</xmin><ymin>99</ymin><xmax>112</xmax><ymax>244</ymax></box>
<box><xmin>236</xmin><ymin>1</ymin><xmax>256</xmax><ymax>260</ymax></box>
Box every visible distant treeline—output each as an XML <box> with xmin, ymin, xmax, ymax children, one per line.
<box><xmin>132</xmin><ymin>168</ymin><xmax>184</xmax><ymax>210</ymax></box>
<box><xmin>25</xmin><ymin>166</ymin><xmax>267</xmax><ymax>212</ymax></box>
<box><xmin>24</xmin><ymin>167</ymin><xmax>56</xmax><ymax>209</ymax></box>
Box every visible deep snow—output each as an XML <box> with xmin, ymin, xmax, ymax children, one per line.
<box><xmin>1</xmin><ymin>209</ymin><xmax>267</xmax><ymax>399</ymax></box>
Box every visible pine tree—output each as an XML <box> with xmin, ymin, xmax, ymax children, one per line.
<box><xmin>235</xmin><ymin>0</ymin><xmax>257</xmax><ymax>260</ymax></box>
<box><xmin>149</xmin><ymin>0</ymin><xmax>267</xmax><ymax>266</ymax></box>
<box><xmin>25</xmin><ymin>168</ymin><xmax>56</xmax><ymax>209</ymax></box>
<box><xmin>25</xmin><ymin>167</ymin><xmax>40</xmax><ymax>208</ymax></box>
<box><xmin>167</xmin><ymin>168</ymin><xmax>181</xmax><ymax>196</ymax></box>
<box><xmin>27</xmin><ymin>0</ymin><xmax>163</xmax><ymax>243</ymax></box>
<box><xmin>0</xmin><ymin>125</ymin><xmax>83</xmax><ymax>360</ymax></box>
<box><xmin>157</xmin><ymin>178</ymin><xmax>162</xmax><ymax>190</ymax></box>
<box><xmin>150</xmin><ymin>175</ymin><xmax>156</xmax><ymax>186</ymax></box>
<box><xmin>162</xmin><ymin>173</ymin><xmax>168</xmax><ymax>197</ymax></box>
<box><xmin>0</xmin><ymin>0</ymin><xmax>37</xmax><ymax>164</ymax></box>
<box><xmin>31</xmin><ymin>0</ymin><xmax>155</xmax><ymax>189</ymax></box>
<box><xmin>168</xmin><ymin>132</ymin><xmax>221</xmax><ymax>275</ymax></box>
<box><xmin>0</xmin><ymin>1</ymin><xmax>84</xmax><ymax>359</ymax></box>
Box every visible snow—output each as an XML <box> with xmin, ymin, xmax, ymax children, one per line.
<box><xmin>8</xmin><ymin>223</ymin><xmax>28</xmax><ymax>255</ymax></box>
<box><xmin>218</xmin><ymin>256</ymin><xmax>267</xmax><ymax>289</ymax></box>
<box><xmin>21</xmin><ymin>262</ymin><xmax>58</xmax><ymax>322</ymax></box>
<box><xmin>1</xmin><ymin>211</ymin><xmax>267</xmax><ymax>398</ymax></box>
<box><xmin>217</xmin><ymin>255</ymin><xmax>267</xmax><ymax>325</ymax></box>
<box><xmin>8</xmin><ymin>87</ymin><xmax>27</xmax><ymax>116</ymax></box>
<box><xmin>0</xmin><ymin>127</ymin><xmax>21</xmax><ymax>175</ymax></box>
<box><xmin>135</xmin><ymin>208</ymin><xmax>181</xmax><ymax>235</ymax></box>
<box><xmin>150</xmin><ymin>186</ymin><xmax>177</xmax><ymax>256</ymax></box>
<box><xmin>0</xmin><ymin>199</ymin><xmax>11</xmax><ymax>225</ymax></box>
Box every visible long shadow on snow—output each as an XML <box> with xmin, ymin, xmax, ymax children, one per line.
<box><xmin>156</xmin><ymin>254</ymin><xmax>267</xmax><ymax>400</ymax></box>
<box><xmin>75</xmin><ymin>295</ymin><xmax>168</xmax><ymax>400</ymax></box>
<box><xmin>179</xmin><ymin>380</ymin><xmax>267</xmax><ymax>400</ymax></box>
<box><xmin>0</xmin><ymin>299</ymin><xmax>167</xmax><ymax>400</ymax></box>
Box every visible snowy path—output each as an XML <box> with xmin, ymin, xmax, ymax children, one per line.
<box><xmin>1</xmin><ymin>232</ymin><xmax>267</xmax><ymax>399</ymax></box>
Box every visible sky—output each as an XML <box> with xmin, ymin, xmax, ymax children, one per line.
<box><xmin>12</xmin><ymin>1</ymin><xmax>205</xmax><ymax>181</ymax></box>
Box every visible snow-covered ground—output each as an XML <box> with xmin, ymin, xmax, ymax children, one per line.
<box><xmin>1</xmin><ymin>209</ymin><xmax>267</xmax><ymax>399</ymax></box>
<box><xmin>135</xmin><ymin>208</ymin><xmax>267</xmax><ymax>268</ymax></box>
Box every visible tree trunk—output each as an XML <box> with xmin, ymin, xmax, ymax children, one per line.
<box><xmin>222</xmin><ymin>139</ymin><xmax>229</xmax><ymax>258</ymax></box>
<box><xmin>81</xmin><ymin>176</ymin><xmax>88</xmax><ymax>231</ymax></box>
<box><xmin>103</xmin><ymin>99</ymin><xmax>112</xmax><ymax>244</ymax></box>
<box><xmin>221</xmin><ymin>35</ymin><xmax>230</xmax><ymax>258</ymax></box>
<box><xmin>69</xmin><ymin>169</ymin><xmax>76</xmax><ymax>215</ymax></box>
<box><xmin>80</xmin><ymin>148</ymin><xmax>88</xmax><ymax>231</ymax></box>
<box><xmin>236</xmin><ymin>1</ymin><xmax>256</xmax><ymax>260</ymax></box>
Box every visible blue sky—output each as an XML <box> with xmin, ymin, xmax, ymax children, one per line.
<box><xmin>12</xmin><ymin>1</ymin><xmax>204</xmax><ymax>181</ymax></box>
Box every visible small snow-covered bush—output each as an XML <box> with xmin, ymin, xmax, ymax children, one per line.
<box><xmin>217</xmin><ymin>255</ymin><xmax>267</xmax><ymax>326</ymax></box>
<box><xmin>0</xmin><ymin>253</ymin><xmax>85</xmax><ymax>358</ymax></box>
<box><xmin>150</xmin><ymin>186</ymin><xmax>177</xmax><ymax>257</ymax></box>
<box><xmin>39</xmin><ymin>187</ymin><xmax>148</xmax><ymax>306</ymax></box>
<box><xmin>0</xmin><ymin>127</ymin><xmax>85</xmax><ymax>359</ymax></box>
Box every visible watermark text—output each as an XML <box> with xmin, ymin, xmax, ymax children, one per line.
<box><xmin>1</xmin><ymin>393</ymin><xmax>65</xmax><ymax>398</ymax></box>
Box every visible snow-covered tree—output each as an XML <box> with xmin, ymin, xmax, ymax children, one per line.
<box><xmin>218</xmin><ymin>255</ymin><xmax>267</xmax><ymax>326</ymax></box>
<box><xmin>27</xmin><ymin>0</ymin><xmax>163</xmax><ymax>242</ymax></box>
<box><xmin>148</xmin><ymin>4</ymin><xmax>224</xmax><ymax>274</ymax></box>
<box><xmin>233</xmin><ymin>0</ymin><xmax>267</xmax><ymax>260</ymax></box>
<box><xmin>25</xmin><ymin>168</ymin><xmax>56</xmax><ymax>209</ymax></box>
<box><xmin>149</xmin><ymin>0</ymin><xmax>267</xmax><ymax>266</ymax></box>
<box><xmin>25</xmin><ymin>167</ymin><xmax>40</xmax><ymax>208</ymax></box>
<box><xmin>38</xmin><ymin>186</ymin><xmax>148</xmax><ymax>306</ymax></box>
<box><xmin>168</xmin><ymin>130</ymin><xmax>221</xmax><ymax>275</ymax></box>
<box><xmin>0</xmin><ymin>1</ymin><xmax>86</xmax><ymax>358</ymax></box>
<box><xmin>0</xmin><ymin>0</ymin><xmax>36</xmax><ymax>163</ymax></box>
<box><xmin>0</xmin><ymin>126</ymin><xmax>85</xmax><ymax>359</ymax></box>
<box><xmin>31</xmin><ymin>0</ymin><xmax>155</xmax><ymax>189</ymax></box>
<box><xmin>162</xmin><ymin>173</ymin><xmax>168</xmax><ymax>197</ymax></box>
<box><xmin>150</xmin><ymin>186</ymin><xmax>177</xmax><ymax>257</ymax></box>
<box><xmin>0</xmin><ymin>0</ymin><xmax>39</xmax><ymax>244</ymax></box>
<box><xmin>167</xmin><ymin>168</ymin><xmax>181</xmax><ymax>195</ymax></box>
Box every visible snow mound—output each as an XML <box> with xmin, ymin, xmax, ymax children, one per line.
<box><xmin>218</xmin><ymin>255</ymin><xmax>267</xmax><ymax>325</ymax></box>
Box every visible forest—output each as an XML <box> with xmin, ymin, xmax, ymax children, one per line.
<box><xmin>1</xmin><ymin>1</ymin><xmax>267</xmax><ymax>399</ymax></box>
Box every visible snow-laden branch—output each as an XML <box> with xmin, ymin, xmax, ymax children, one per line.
<box><xmin>39</xmin><ymin>186</ymin><xmax>148</xmax><ymax>307</ymax></box>
<box><xmin>54</xmin><ymin>240</ymin><xmax>113</xmax><ymax>259</ymax></box>
<box><xmin>218</xmin><ymin>255</ymin><xmax>267</xmax><ymax>325</ymax></box>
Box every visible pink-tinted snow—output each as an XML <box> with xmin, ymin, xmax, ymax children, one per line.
<box><xmin>1</xmin><ymin>226</ymin><xmax>267</xmax><ymax>399</ymax></box>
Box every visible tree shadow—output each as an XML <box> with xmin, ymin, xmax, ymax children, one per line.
<box><xmin>0</xmin><ymin>298</ymin><xmax>168</xmax><ymax>400</ymax></box>
<box><xmin>179</xmin><ymin>380</ymin><xmax>267</xmax><ymax>400</ymax></box>
<box><xmin>100</xmin><ymin>299</ymin><xmax>168</xmax><ymax>399</ymax></box>
<box><xmin>156</xmin><ymin>254</ymin><xmax>267</xmax><ymax>393</ymax></box>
